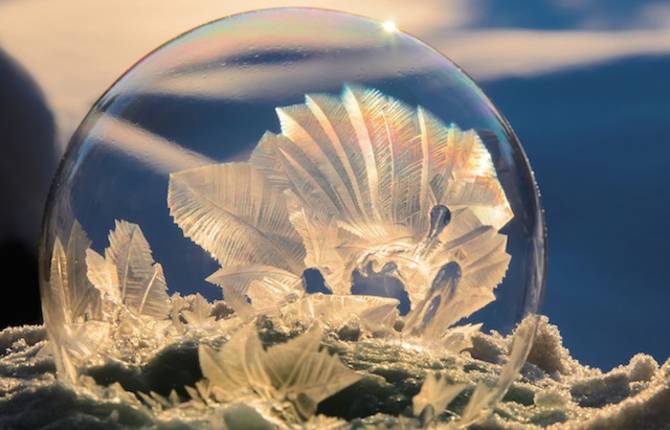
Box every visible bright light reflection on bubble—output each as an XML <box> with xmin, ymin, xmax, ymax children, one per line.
<box><xmin>382</xmin><ymin>20</ymin><xmax>398</xmax><ymax>33</ymax></box>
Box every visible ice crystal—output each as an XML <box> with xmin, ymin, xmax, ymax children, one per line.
<box><xmin>460</xmin><ymin>316</ymin><xmax>535</xmax><ymax>425</ymax></box>
<box><xmin>43</xmin><ymin>86</ymin><xmax>527</xmax><ymax>428</ymax></box>
<box><xmin>45</xmin><ymin>221</ymin><xmax>101</xmax><ymax>380</ymax></box>
<box><xmin>86</xmin><ymin>220</ymin><xmax>170</xmax><ymax>319</ymax></box>
<box><xmin>279</xmin><ymin>294</ymin><xmax>399</xmax><ymax>334</ymax></box>
<box><xmin>199</xmin><ymin>324</ymin><xmax>361</xmax><ymax>421</ymax></box>
<box><xmin>412</xmin><ymin>373</ymin><xmax>465</xmax><ymax>422</ymax></box>
<box><xmin>47</xmin><ymin>221</ymin><xmax>100</xmax><ymax>325</ymax></box>
<box><xmin>168</xmin><ymin>86</ymin><xmax>512</xmax><ymax>342</ymax></box>
<box><xmin>175</xmin><ymin>293</ymin><xmax>215</xmax><ymax>328</ymax></box>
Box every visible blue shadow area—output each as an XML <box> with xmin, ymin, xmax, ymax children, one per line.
<box><xmin>483</xmin><ymin>55</ymin><xmax>670</xmax><ymax>369</ymax></box>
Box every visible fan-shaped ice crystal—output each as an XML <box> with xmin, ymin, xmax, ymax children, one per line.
<box><xmin>169</xmin><ymin>86</ymin><xmax>512</xmax><ymax>343</ymax></box>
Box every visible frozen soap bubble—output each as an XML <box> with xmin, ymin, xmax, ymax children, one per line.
<box><xmin>39</xmin><ymin>8</ymin><xmax>545</xmax><ymax>428</ymax></box>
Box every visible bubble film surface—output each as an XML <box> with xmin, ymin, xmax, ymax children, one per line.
<box><xmin>39</xmin><ymin>8</ymin><xmax>545</xmax><ymax>428</ymax></box>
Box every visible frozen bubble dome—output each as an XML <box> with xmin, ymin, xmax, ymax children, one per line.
<box><xmin>40</xmin><ymin>8</ymin><xmax>545</xmax><ymax>428</ymax></box>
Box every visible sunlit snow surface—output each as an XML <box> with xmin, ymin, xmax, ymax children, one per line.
<box><xmin>1</xmin><ymin>318</ymin><xmax>668</xmax><ymax>429</ymax></box>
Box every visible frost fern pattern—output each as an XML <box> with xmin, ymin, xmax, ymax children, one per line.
<box><xmin>169</xmin><ymin>85</ymin><xmax>513</xmax><ymax>340</ymax></box>
<box><xmin>43</xmin><ymin>86</ymin><xmax>526</xmax><ymax>428</ymax></box>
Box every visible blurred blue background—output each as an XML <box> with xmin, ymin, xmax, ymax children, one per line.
<box><xmin>0</xmin><ymin>0</ymin><xmax>668</xmax><ymax>370</ymax></box>
<box><xmin>484</xmin><ymin>56</ymin><xmax>670</xmax><ymax>369</ymax></box>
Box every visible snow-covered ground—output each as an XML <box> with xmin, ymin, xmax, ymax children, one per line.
<box><xmin>0</xmin><ymin>317</ymin><xmax>668</xmax><ymax>429</ymax></box>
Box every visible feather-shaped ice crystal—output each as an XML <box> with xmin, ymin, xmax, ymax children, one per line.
<box><xmin>169</xmin><ymin>85</ymin><xmax>513</xmax><ymax>341</ymax></box>
<box><xmin>199</xmin><ymin>324</ymin><xmax>361</xmax><ymax>420</ymax></box>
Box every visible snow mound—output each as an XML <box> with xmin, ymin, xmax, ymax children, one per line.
<box><xmin>1</xmin><ymin>318</ymin><xmax>668</xmax><ymax>429</ymax></box>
